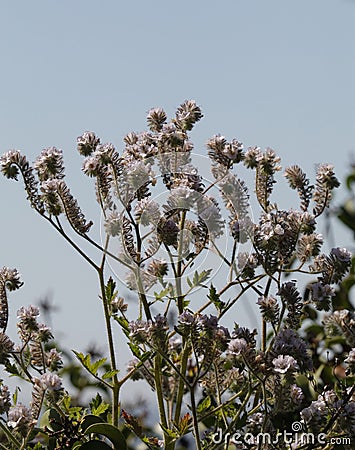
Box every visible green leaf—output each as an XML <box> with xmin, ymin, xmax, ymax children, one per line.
<box><xmin>79</xmin><ymin>442</ymin><xmax>113</xmax><ymax>450</ymax></box>
<box><xmin>92</xmin><ymin>402</ymin><xmax>110</xmax><ymax>416</ymax></box>
<box><xmin>197</xmin><ymin>395</ymin><xmax>212</xmax><ymax>414</ymax></box>
<box><xmin>105</xmin><ymin>277</ymin><xmax>117</xmax><ymax>302</ymax></box>
<box><xmin>72</xmin><ymin>443</ymin><xmax>82</xmax><ymax>450</ymax></box>
<box><xmin>80</xmin><ymin>414</ymin><xmax>106</xmax><ymax>432</ymax></box>
<box><xmin>32</xmin><ymin>443</ymin><xmax>45</xmax><ymax>450</ymax></box>
<box><xmin>5</xmin><ymin>362</ymin><xmax>21</xmax><ymax>377</ymax></box>
<box><xmin>186</xmin><ymin>270</ymin><xmax>212</xmax><ymax>291</ymax></box>
<box><xmin>114</xmin><ymin>316</ymin><xmax>130</xmax><ymax>334</ymax></box>
<box><xmin>89</xmin><ymin>394</ymin><xmax>110</xmax><ymax>417</ymax></box>
<box><xmin>153</xmin><ymin>287</ymin><xmax>170</xmax><ymax>301</ymax></box>
<box><xmin>193</xmin><ymin>269</ymin><xmax>212</xmax><ymax>286</ymax></box>
<box><xmin>102</xmin><ymin>369</ymin><xmax>120</xmax><ymax>380</ymax></box>
<box><xmin>45</xmin><ymin>408</ymin><xmax>63</xmax><ymax>432</ymax></box>
<box><xmin>208</xmin><ymin>284</ymin><xmax>225</xmax><ymax>312</ymax></box>
<box><xmin>12</xmin><ymin>386</ymin><xmax>19</xmax><ymax>405</ymax></box>
<box><xmin>160</xmin><ymin>423</ymin><xmax>179</xmax><ymax>440</ymax></box>
<box><xmin>83</xmin><ymin>423</ymin><xmax>127</xmax><ymax>450</ymax></box>
<box><xmin>73</xmin><ymin>351</ymin><xmax>107</xmax><ymax>377</ymax></box>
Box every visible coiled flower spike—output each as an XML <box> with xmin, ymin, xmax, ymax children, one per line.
<box><xmin>0</xmin><ymin>267</ymin><xmax>23</xmax><ymax>332</ymax></box>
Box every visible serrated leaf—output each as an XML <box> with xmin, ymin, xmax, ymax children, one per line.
<box><xmin>32</xmin><ymin>443</ymin><xmax>44</xmax><ymax>450</ymax></box>
<box><xmin>114</xmin><ymin>316</ymin><xmax>129</xmax><ymax>332</ymax></box>
<box><xmin>177</xmin><ymin>412</ymin><xmax>192</xmax><ymax>435</ymax></box>
<box><xmin>5</xmin><ymin>362</ymin><xmax>21</xmax><ymax>377</ymax></box>
<box><xmin>208</xmin><ymin>284</ymin><xmax>225</xmax><ymax>312</ymax></box>
<box><xmin>160</xmin><ymin>423</ymin><xmax>179</xmax><ymax>440</ymax></box>
<box><xmin>193</xmin><ymin>269</ymin><xmax>212</xmax><ymax>286</ymax></box>
<box><xmin>73</xmin><ymin>351</ymin><xmax>107</xmax><ymax>376</ymax></box>
<box><xmin>128</xmin><ymin>342</ymin><xmax>142</xmax><ymax>358</ymax></box>
<box><xmin>62</xmin><ymin>394</ymin><xmax>72</xmax><ymax>411</ymax></box>
<box><xmin>197</xmin><ymin>395</ymin><xmax>212</xmax><ymax>414</ymax></box>
<box><xmin>91</xmin><ymin>402</ymin><xmax>110</xmax><ymax>416</ymax></box>
<box><xmin>102</xmin><ymin>369</ymin><xmax>120</xmax><ymax>380</ymax></box>
<box><xmin>105</xmin><ymin>277</ymin><xmax>117</xmax><ymax>301</ymax></box>
<box><xmin>84</xmin><ymin>423</ymin><xmax>127</xmax><ymax>450</ymax></box>
<box><xmin>154</xmin><ymin>287</ymin><xmax>170</xmax><ymax>301</ymax></box>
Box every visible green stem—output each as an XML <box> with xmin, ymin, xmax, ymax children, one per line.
<box><xmin>177</xmin><ymin>211</ymin><xmax>187</xmax><ymax>314</ymax></box>
<box><xmin>98</xmin><ymin>267</ymin><xmax>120</xmax><ymax>426</ymax></box>
<box><xmin>173</xmin><ymin>340</ymin><xmax>190</xmax><ymax>428</ymax></box>
<box><xmin>228</xmin><ymin>240</ymin><xmax>238</xmax><ymax>283</ymax></box>
<box><xmin>189</xmin><ymin>386</ymin><xmax>202</xmax><ymax>450</ymax></box>
<box><xmin>261</xmin><ymin>319</ymin><xmax>266</xmax><ymax>353</ymax></box>
<box><xmin>136</xmin><ymin>266</ymin><xmax>152</xmax><ymax>320</ymax></box>
<box><xmin>154</xmin><ymin>353</ymin><xmax>173</xmax><ymax>449</ymax></box>
<box><xmin>0</xmin><ymin>421</ymin><xmax>21</xmax><ymax>449</ymax></box>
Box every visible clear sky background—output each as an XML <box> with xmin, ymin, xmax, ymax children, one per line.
<box><xmin>0</xmin><ymin>0</ymin><xmax>354</xmax><ymax>364</ymax></box>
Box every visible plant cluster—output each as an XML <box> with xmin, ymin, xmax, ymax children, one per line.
<box><xmin>0</xmin><ymin>100</ymin><xmax>354</xmax><ymax>449</ymax></box>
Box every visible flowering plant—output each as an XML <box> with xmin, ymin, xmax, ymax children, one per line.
<box><xmin>0</xmin><ymin>100</ymin><xmax>354</xmax><ymax>449</ymax></box>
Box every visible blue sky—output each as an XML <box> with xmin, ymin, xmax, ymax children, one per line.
<box><xmin>0</xmin><ymin>0</ymin><xmax>354</xmax><ymax>356</ymax></box>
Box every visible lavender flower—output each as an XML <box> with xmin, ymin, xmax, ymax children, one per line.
<box><xmin>310</xmin><ymin>281</ymin><xmax>335</xmax><ymax>311</ymax></box>
<box><xmin>77</xmin><ymin>131</ymin><xmax>100</xmax><ymax>156</ymax></box>
<box><xmin>104</xmin><ymin>210</ymin><xmax>122</xmax><ymax>237</ymax></box>
<box><xmin>8</xmin><ymin>403</ymin><xmax>34</xmax><ymax>434</ymax></box>
<box><xmin>82</xmin><ymin>155</ymin><xmax>101</xmax><ymax>177</ymax></box>
<box><xmin>175</xmin><ymin>99</ymin><xmax>203</xmax><ymax>131</ymax></box>
<box><xmin>0</xmin><ymin>332</ymin><xmax>14</xmax><ymax>363</ymax></box>
<box><xmin>227</xmin><ymin>338</ymin><xmax>248</xmax><ymax>356</ymax></box>
<box><xmin>290</xmin><ymin>384</ymin><xmax>304</xmax><ymax>406</ymax></box>
<box><xmin>45</xmin><ymin>348</ymin><xmax>63</xmax><ymax>371</ymax></box>
<box><xmin>17</xmin><ymin>305</ymin><xmax>39</xmax><ymax>325</ymax></box>
<box><xmin>272</xmin><ymin>354</ymin><xmax>299</xmax><ymax>374</ymax></box>
<box><xmin>147</xmin><ymin>107</ymin><xmax>167</xmax><ymax>132</ymax></box>
<box><xmin>40</xmin><ymin>372</ymin><xmax>63</xmax><ymax>391</ymax></box>
<box><xmin>34</xmin><ymin>147</ymin><xmax>65</xmax><ymax>181</ymax></box>
<box><xmin>147</xmin><ymin>259</ymin><xmax>168</xmax><ymax>278</ymax></box>
<box><xmin>345</xmin><ymin>348</ymin><xmax>355</xmax><ymax>374</ymax></box>
<box><xmin>129</xmin><ymin>320</ymin><xmax>152</xmax><ymax>343</ymax></box>
<box><xmin>244</xmin><ymin>146</ymin><xmax>262</xmax><ymax>169</ymax></box>
<box><xmin>134</xmin><ymin>198</ymin><xmax>160</xmax><ymax>226</ymax></box>
<box><xmin>300</xmin><ymin>398</ymin><xmax>328</xmax><ymax>433</ymax></box>
<box><xmin>272</xmin><ymin>328</ymin><xmax>312</xmax><ymax>372</ymax></box>
<box><xmin>0</xmin><ymin>267</ymin><xmax>23</xmax><ymax>291</ymax></box>
<box><xmin>257</xmin><ymin>295</ymin><xmax>279</xmax><ymax>325</ymax></box>
<box><xmin>0</xmin><ymin>384</ymin><xmax>11</xmax><ymax>414</ymax></box>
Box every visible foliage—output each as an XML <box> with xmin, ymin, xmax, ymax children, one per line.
<box><xmin>0</xmin><ymin>100</ymin><xmax>354</xmax><ymax>449</ymax></box>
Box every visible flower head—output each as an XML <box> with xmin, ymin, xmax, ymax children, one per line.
<box><xmin>272</xmin><ymin>354</ymin><xmax>299</xmax><ymax>374</ymax></box>
<box><xmin>34</xmin><ymin>147</ymin><xmax>64</xmax><ymax>181</ymax></box>
<box><xmin>8</xmin><ymin>403</ymin><xmax>34</xmax><ymax>434</ymax></box>
<box><xmin>40</xmin><ymin>372</ymin><xmax>63</xmax><ymax>391</ymax></box>
<box><xmin>77</xmin><ymin>131</ymin><xmax>100</xmax><ymax>156</ymax></box>
<box><xmin>0</xmin><ymin>384</ymin><xmax>11</xmax><ymax>414</ymax></box>
<box><xmin>227</xmin><ymin>338</ymin><xmax>248</xmax><ymax>356</ymax></box>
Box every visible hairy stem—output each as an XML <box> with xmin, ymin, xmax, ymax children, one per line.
<box><xmin>98</xmin><ymin>264</ymin><xmax>120</xmax><ymax>427</ymax></box>
<box><xmin>154</xmin><ymin>353</ymin><xmax>174</xmax><ymax>450</ymax></box>
<box><xmin>189</xmin><ymin>386</ymin><xmax>202</xmax><ymax>450</ymax></box>
<box><xmin>173</xmin><ymin>340</ymin><xmax>190</xmax><ymax>426</ymax></box>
